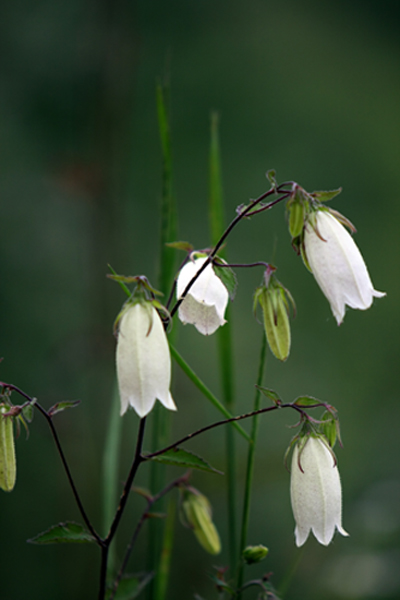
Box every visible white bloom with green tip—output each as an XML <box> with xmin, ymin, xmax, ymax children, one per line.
<box><xmin>116</xmin><ymin>303</ymin><xmax>176</xmax><ymax>418</ymax></box>
<box><xmin>290</xmin><ymin>436</ymin><xmax>348</xmax><ymax>546</ymax></box>
<box><xmin>176</xmin><ymin>256</ymin><xmax>229</xmax><ymax>335</ymax></box>
<box><xmin>304</xmin><ymin>211</ymin><xmax>385</xmax><ymax>324</ymax></box>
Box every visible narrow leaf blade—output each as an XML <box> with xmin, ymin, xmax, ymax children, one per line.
<box><xmin>107</xmin><ymin>572</ymin><xmax>154</xmax><ymax>600</ymax></box>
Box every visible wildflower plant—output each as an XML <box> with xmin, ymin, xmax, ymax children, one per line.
<box><xmin>0</xmin><ymin>91</ymin><xmax>385</xmax><ymax>600</ymax></box>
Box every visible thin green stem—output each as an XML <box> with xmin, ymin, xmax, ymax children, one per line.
<box><xmin>237</xmin><ymin>334</ymin><xmax>267</xmax><ymax>594</ymax></box>
<box><xmin>216</xmin><ymin>310</ymin><xmax>237</xmax><ymax>570</ymax></box>
<box><xmin>169</xmin><ymin>344</ymin><xmax>250</xmax><ymax>442</ymax></box>
<box><xmin>102</xmin><ymin>384</ymin><xmax>123</xmax><ymax>578</ymax></box>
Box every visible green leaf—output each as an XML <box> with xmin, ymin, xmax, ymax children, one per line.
<box><xmin>165</xmin><ymin>240</ymin><xmax>193</xmax><ymax>253</ymax></box>
<box><xmin>213</xmin><ymin>262</ymin><xmax>238</xmax><ymax>299</ymax></box>
<box><xmin>106</xmin><ymin>572</ymin><xmax>154</xmax><ymax>600</ymax></box>
<box><xmin>48</xmin><ymin>400</ymin><xmax>81</xmax><ymax>417</ymax></box>
<box><xmin>148</xmin><ymin>447</ymin><xmax>222</xmax><ymax>475</ymax></box>
<box><xmin>293</xmin><ymin>396</ymin><xmax>320</xmax><ymax>407</ymax></box>
<box><xmin>311</xmin><ymin>188</ymin><xmax>342</xmax><ymax>202</ymax></box>
<box><xmin>209</xmin><ymin>574</ymin><xmax>235</xmax><ymax>595</ymax></box>
<box><xmin>256</xmin><ymin>386</ymin><xmax>282</xmax><ymax>406</ymax></box>
<box><xmin>28</xmin><ymin>522</ymin><xmax>96</xmax><ymax>544</ymax></box>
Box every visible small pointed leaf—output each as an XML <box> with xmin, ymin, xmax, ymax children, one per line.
<box><xmin>148</xmin><ymin>447</ymin><xmax>222</xmax><ymax>475</ymax></box>
<box><xmin>28</xmin><ymin>522</ymin><xmax>96</xmax><ymax>544</ymax></box>
<box><xmin>256</xmin><ymin>386</ymin><xmax>282</xmax><ymax>406</ymax></box>
<box><xmin>293</xmin><ymin>396</ymin><xmax>320</xmax><ymax>407</ymax></box>
<box><xmin>165</xmin><ymin>241</ymin><xmax>194</xmax><ymax>253</ymax></box>
<box><xmin>266</xmin><ymin>169</ymin><xmax>277</xmax><ymax>187</ymax></box>
<box><xmin>311</xmin><ymin>188</ymin><xmax>342</xmax><ymax>202</ymax></box>
<box><xmin>48</xmin><ymin>400</ymin><xmax>81</xmax><ymax>417</ymax></box>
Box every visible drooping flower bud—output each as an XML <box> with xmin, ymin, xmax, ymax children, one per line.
<box><xmin>0</xmin><ymin>404</ymin><xmax>16</xmax><ymax>492</ymax></box>
<box><xmin>290</xmin><ymin>435</ymin><xmax>348</xmax><ymax>546</ymax></box>
<box><xmin>303</xmin><ymin>210</ymin><xmax>385</xmax><ymax>324</ymax></box>
<box><xmin>254</xmin><ymin>272</ymin><xmax>294</xmax><ymax>361</ymax></box>
<box><xmin>176</xmin><ymin>256</ymin><xmax>229</xmax><ymax>335</ymax></box>
<box><xmin>181</xmin><ymin>487</ymin><xmax>221</xmax><ymax>555</ymax></box>
<box><xmin>116</xmin><ymin>302</ymin><xmax>176</xmax><ymax>418</ymax></box>
<box><xmin>242</xmin><ymin>544</ymin><xmax>269</xmax><ymax>564</ymax></box>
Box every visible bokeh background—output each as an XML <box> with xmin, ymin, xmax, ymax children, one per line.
<box><xmin>0</xmin><ymin>0</ymin><xmax>399</xmax><ymax>598</ymax></box>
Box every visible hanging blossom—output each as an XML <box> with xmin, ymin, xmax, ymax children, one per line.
<box><xmin>290</xmin><ymin>436</ymin><xmax>349</xmax><ymax>546</ymax></box>
<box><xmin>116</xmin><ymin>302</ymin><xmax>176</xmax><ymax>418</ymax></box>
<box><xmin>303</xmin><ymin>210</ymin><xmax>385</xmax><ymax>324</ymax></box>
<box><xmin>176</xmin><ymin>256</ymin><xmax>229</xmax><ymax>335</ymax></box>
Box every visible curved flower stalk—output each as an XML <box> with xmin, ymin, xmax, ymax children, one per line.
<box><xmin>303</xmin><ymin>210</ymin><xmax>385</xmax><ymax>324</ymax></box>
<box><xmin>116</xmin><ymin>302</ymin><xmax>176</xmax><ymax>418</ymax></box>
<box><xmin>290</xmin><ymin>436</ymin><xmax>348</xmax><ymax>546</ymax></box>
<box><xmin>176</xmin><ymin>256</ymin><xmax>229</xmax><ymax>335</ymax></box>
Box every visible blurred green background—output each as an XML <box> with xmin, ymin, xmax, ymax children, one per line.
<box><xmin>0</xmin><ymin>0</ymin><xmax>399</xmax><ymax>598</ymax></box>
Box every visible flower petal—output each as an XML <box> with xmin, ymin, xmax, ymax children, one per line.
<box><xmin>304</xmin><ymin>211</ymin><xmax>385</xmax><ymax>324</ymax></box>
<box><xmin>116</xmin><ymin>303</ymin><xmax>176</xmax><ymax>418</ymax></box>
<box><xmin>290</xmin><ymin>437</ymin><xmax>348</xmax><ymax>547</ymax></box>
<box><xmin>176</xmin><ymin>257</ymin><xmax>229</xmax><ymax>335</ymax></box>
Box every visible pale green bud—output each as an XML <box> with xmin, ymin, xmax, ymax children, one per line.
<box><xmin>182</xmin><ymin>489</ymin><xmax>221</xmax><ymax>555</ymax></box>
<box><xmin>242</xmin><ymin>544</ymin><xmax>269</xmax><ymax>564</ymax></box>
<box><xmin>255</xmin><ymin>276</ymin><xmax>294</xmax><ymax>361</ymax></box>
<box><xmin>0</xmin><ymin>405</ymin><xmax>16</xmax><ymax>492</ymax></box>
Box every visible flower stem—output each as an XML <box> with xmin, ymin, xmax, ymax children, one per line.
<box><xmin>236</xmin><ymin>334</ymin><xmax>267</xmax><ymax>594</ymax></box>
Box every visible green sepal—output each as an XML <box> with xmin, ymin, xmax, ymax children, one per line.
<box><xmin>213</xmin><ymin>258</ymin><xmax>238</xmax><ymax>300</ymax></box>
<box><xmin>48</xmin><ymin>400</ymin><xmax>81</xmax><ymax>418</ymax></box>
<box><xmin>28</xmin><ymin>522</ymin><xmax>96</xmax><ymax>544</ymax></box>
<box><xmin>299</xmin><ymin>235</ymin><xmax>312</xmax><ymax>272</ymax></box>
<box><xmin>147</xmin><ymin>447</ymin><xmax>223</xmax><ymax>475</ymax></box>
<box><xmin>311</xmin><ymin>188</ymin><xmax>342</xmax><ymax>202</ymax></box>
<box><xmin>328</xmin><ymin>208</ymin><xmax>357</xmax><ymax>233</ymax></box>
<box><xmin>22</xmin><ymin>400</ymin><xmax>35</xmax><ymax>423</ymax></box>
<box><xmin>288</xmin><ymin>200</ymin><xmax>305</xmax><ymax>239</ymax></box>
<box><xmin>106</xmin><ymin>572</ymin><xmax>154</xmax><ymax>600</ymax></box>
<box><xmin>319</xmin><ymin>410</ymin><xmax>341</xmax><ymax>448</ymax></box>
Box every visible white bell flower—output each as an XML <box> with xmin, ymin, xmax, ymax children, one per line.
<box><xmin>176</xmin><ymin>256</ymin><xmax>229</xmax><ymax>335</ymax></box>
<box><xmin>290</xmin><ymin>436</ymin><xmax>349</xmax><ymax>547</ymax></box>
<box><xmin>304</xmin><ymin>210</ymin><xmax>385</xmax><ymax>324</ymax></box>
<box><xmin>116</xmin><ymin>303</ymin><xmax>176</xmax><ymax>418</ymax></box>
